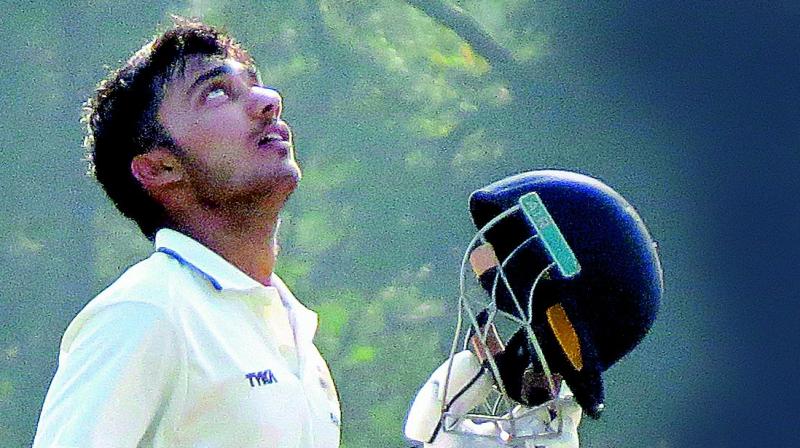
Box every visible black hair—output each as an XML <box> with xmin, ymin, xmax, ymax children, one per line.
<box><xmin>83</xmin><ymin>17</ymin><xmax>254</xmax><ymax>240</ymax></box>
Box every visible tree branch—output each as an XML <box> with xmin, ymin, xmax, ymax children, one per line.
<box><xmin>406</xmin><ymin>0</ymin><xmax>517</xmax><ymax>69</ymax></box>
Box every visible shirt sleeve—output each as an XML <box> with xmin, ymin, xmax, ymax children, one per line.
<box><xmin>33</xmin><ymin>301</ymin><xmax>183</xmax><ymax>448</ymax></box>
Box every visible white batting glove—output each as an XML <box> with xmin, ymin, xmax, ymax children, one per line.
<box><xmin>405</xmin><ymin>350</ymin><xmax>493</xmax><ymax>445</ymax></box>
<box><xmin>405</xmin><ymin>351</ymin><xmax>581</xmax><ymax>448</ymax></box>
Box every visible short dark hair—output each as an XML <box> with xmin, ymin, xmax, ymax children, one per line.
<box><xmin>83</xmin><ymin>17</ymin><xmax>255</xmax><ymax>240</ymax></box>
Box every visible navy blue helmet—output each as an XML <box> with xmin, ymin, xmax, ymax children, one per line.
<box><xmin>464</xmin><ymin>170</ymin><xmax>663</xmax><ymax>418</ymax></box>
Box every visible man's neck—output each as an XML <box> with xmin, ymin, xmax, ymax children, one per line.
<box><xmin>173</xmin><ymin>205</ymin><xmax>281</xmax><ymax>286</ymax></box>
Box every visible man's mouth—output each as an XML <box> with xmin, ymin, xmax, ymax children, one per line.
<box><xmin>256</xmin><ymin>121</ymin><xmax>292</xmax><ymax>153</ymax></box>
<box><xmin>258</xmin><ymin>133</ymin><xmax>285</xmax><ymax>146</ymax></box>
<box><xmin>258</xmin><ymin>121</ymin><xmax>291</xmax><ymax>141</ymax></box>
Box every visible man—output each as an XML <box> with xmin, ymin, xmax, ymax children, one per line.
<box><xmin>34</xmin><ymin>18</ymin><xmax>340</xmax><ymax>447</ymax></box>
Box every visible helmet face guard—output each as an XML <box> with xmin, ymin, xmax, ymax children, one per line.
<box><xmin>440</xmin><ymin>170</ymin><xmax>663</xmax><ymax>443</ymax></box>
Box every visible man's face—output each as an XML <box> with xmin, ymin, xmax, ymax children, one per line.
<box><xmin>158</xmin><ymin>56</ymin><xmax>300</xmax><ymax>208</ymax></box>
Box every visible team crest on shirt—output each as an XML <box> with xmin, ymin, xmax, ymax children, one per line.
<box><xmin>329</xmin><ymin>412</ymin><xmax>341</xmax><ymax>427</ymax></box>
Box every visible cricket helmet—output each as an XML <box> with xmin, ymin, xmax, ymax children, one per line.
<box><xmin>443</xmin><ymin>169</ymin><xmax>662</xmax><ymax>440</ymax></box>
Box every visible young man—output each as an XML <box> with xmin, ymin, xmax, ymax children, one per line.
<box><xmin>34</xmin><ymin>19</ymin><xmax>341</xmax><ymax>447</ymax></box>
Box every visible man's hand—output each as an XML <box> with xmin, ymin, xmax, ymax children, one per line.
<box><xmin>423</xmin><ymin>396</ymin><xmax>581</xmax><ymax>448</ymax></box>
<box><xmin>405</xmin><ymin>346</ymin><xmax>582</xmax><ymax>447</ymax></box>
<box><xmin>405</xmin><ymin>350</ymin><xmax>494</xmax><ymax>444</ymax></box>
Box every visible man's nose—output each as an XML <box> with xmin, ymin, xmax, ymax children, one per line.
<box><xmin>247</xmin><ymin>86</ymin><xmax>282</xmax><ymax>121</ymax></box>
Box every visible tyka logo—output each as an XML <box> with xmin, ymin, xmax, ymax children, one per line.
<box><xmin>245</xmin><ymin>369</ymin><xmax>278</xmax><ymax>387</ymax></box>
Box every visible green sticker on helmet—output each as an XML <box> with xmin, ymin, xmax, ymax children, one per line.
<box><xmin>519</xmin><ymin>192</ymin><xmax>581</xmax><ymax>278</ymax></box>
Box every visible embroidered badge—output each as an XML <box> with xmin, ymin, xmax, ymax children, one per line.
<box><xmin>329</xmin><ymin>412</ymin><xmax>341</xmax><ymax>427</ymax></box>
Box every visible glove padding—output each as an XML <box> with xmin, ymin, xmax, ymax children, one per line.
<box><xmin>425</xmin><ymin>397</ymin><xmax>581</xmax><ymax>448</ymax></box>
<box><xmin>405</xmin><ymin>350</ymin><xmax>493</xmax><ymax>443</ymax></box>
<box><xmin>405</xmin><ymin>351</ymin><xmax>582</xmax><ymax>447</ymax></box>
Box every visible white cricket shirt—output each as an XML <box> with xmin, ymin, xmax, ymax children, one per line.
<box><xmin>33</xmin><ymin>229</ymin><xmax>341</xmax><ymax>448</ymax></box>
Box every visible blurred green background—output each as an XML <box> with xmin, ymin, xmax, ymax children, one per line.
<box><xmin>1</xmin><ymin>1</ymin><xmax>798</xmax><ymax>447</ymax></box>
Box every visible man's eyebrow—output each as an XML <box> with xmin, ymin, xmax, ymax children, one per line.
<box><xmin>247</xmin><ymin>66</ymin><xmax>262</xmax><ymax>85</ymax></box>
<box><xmin>186</xmin><ymin>65</ymin><xmax>234</xmax><ymax>96</ymax></box>
<box><xmin>186</xmin><ymin>64</ymin><xmax>261</xmax><ymax>96</ymax></box>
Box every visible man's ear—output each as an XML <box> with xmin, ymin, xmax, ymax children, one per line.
<box><xmin>131</xmin><ymin>149</ymin><xmax>183</xmax><ymax>191</ymax></box>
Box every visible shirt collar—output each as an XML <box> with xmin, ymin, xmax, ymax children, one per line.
<box><xmin>154</xmin><ymin>228</ymin><xmax>319</xmax><ymax>339</ymax></box>
<box><xmin>155</xmin><ymin>228</ymin><xmax>263</xmax><ymax>291</ymax></box>
<box><xmin>269</xmin><ymin>274</ymin><xmax>319</xmax><ymax>342</ymax></box>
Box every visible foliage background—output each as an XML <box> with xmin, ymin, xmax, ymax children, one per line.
<box><xmin>1</xmin><ymin>1</ymin><xmax>798</xmax><ymax>446</ymax></box>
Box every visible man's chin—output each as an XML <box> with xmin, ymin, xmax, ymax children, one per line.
<box><xmin>289</xmin><ymin>160</ymin><xmax>302</xmax><ymax>183</ymax></box>
<box><xmin>282</xmin><ymin>162</ymin><xmax>302</xmax><ymax>189</ymax></box>
<box><xmin>266</xmin><ymin>166</ymin><xmax>301</xmax><ymax>200</ymax></box>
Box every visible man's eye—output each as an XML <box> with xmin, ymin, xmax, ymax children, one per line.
<box><xmin>206</xmin><ymin>87</ymin><xmax>228</xmax><ymax>101</ymax></box>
